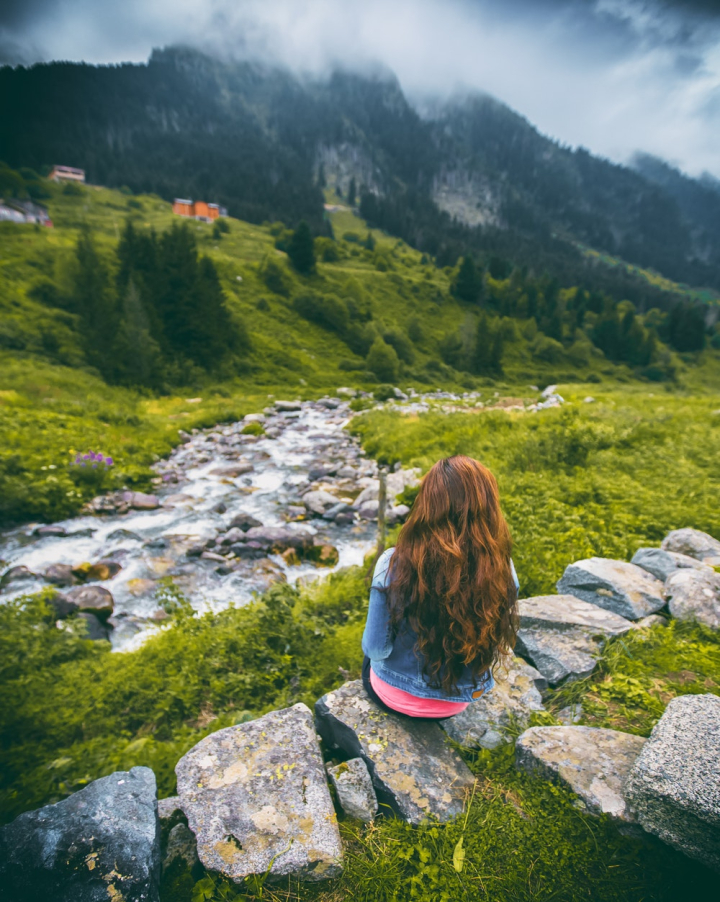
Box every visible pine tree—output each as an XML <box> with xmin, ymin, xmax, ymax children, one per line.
<box><xmin>347</xmin><ymin>178</ymin><xmax>357</xmax><ymax>206</ymax></box>
<box><xmin>73</xmin><ymin>230</ymin><xmax>117</xmax><ymax>378</ymax></box>
<box><xmin>366</xmin><ymin>337</ymin><xmax>399</xmax><ymax>382</ymax></box>
<box><xmin>472</xmin><ymin>312</ymin><xmax>494</xmax><ymax>373</ymax></box>
<box><xmin>287</xmin><ymin>221</ymin><xmax>316</xmax><ymax>274</ymax></box>
<box><xmin>112</xmin><ymin>280</ymin><xmax>163</xmax><ymax>387</ymax></box>
<box><xmin>452</xmin><ymin>256</ymin><xmax>482</xmax><ymax>303</ymax></box>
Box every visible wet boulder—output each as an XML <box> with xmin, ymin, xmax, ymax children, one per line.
<box><xmin>315</xmin><ymin>680</ymin><xmax>475</xmax><ymax>825</ymax></box>
<box><xmin>516</xmin><ymin>726</ymin><xmax>646</xmax><ymax>824</ymax></box>
<box><xmin>275</xmin><ymin>399</ymin><xmax>303</xmax><ymax>411</ymax></box>
<box><xmin>357</xmin><ymin>500</ymin><xmax>379</xmax><ymax>521</ymax></box>
<box><xmin>0</xmin><ymin>766</ymin><xmax>161</xmax><ymax>902</ymax></box>
<box><xmin>665</xmin><ymin>568</ymin><xmax>720</xmax><ymax>629</ymax></box>
<box><xmin>303</xmin><ymin>490</ymin><xmax>340</xmax><ymax>516</ymax></box>
<box><xmin>228</xmin><ymin>512</ymin><xmax>263</xmax><ymax>532</ymax></box>
<box><xmin>44</xmin><ymin>563</ymin><xmax>78</xmax><ymax>587</ymax></box>
<box><xmin>306</xmin><ymin>544</ymin><xmax>339</xmax><ymax>567</ymax></box>
<box><xmin>514</xmin><ymin>594</ymin><xmax>633</xmax><ymax>686</ymax></box>
<box><xmin>244</xmin><ymin>526</ymin><xmax>313</xmax><ymax>552</ymax></box>
<box><xmin>77</xmin><ymin>612</ymin><xmax>112</xmax><ymax>641</ymax></box>
<box><xmin>175</xmin><ymin>704</ymin><xmax>342</xmax><ymax>882</ymax></box>
<box><xmin>556</xmin><ymin>558</ymin><xmax>665</xmax><ymax>620</ymax></box>
<box><xmin>631</xmin><ymin>547</ymin><xmax>712</xmax><ymax>583</ymax></box>
<box><xmin>64</xmin><ymin>585</ymin><xmax>114</xmax><ymax>618</ymax></box>
<box><xmin>661</xmin><ymin>528</ymin><xmax>720</xmax><ymax>566</ymax></box>
<box><xmin>0</xmin><ymin>565</ymin><xmax>37</xmax><ymax>588</ymax></box>
<box><xmin>327</xmin><ymin>758</ymin><xmax>378</xmax><ymax>822</ymax></box>
<box><xmin>624</xmin><ymin>694</ymin><xmax>720</xmax><ymax>871</ymax></box>
<box><xmin>84</xmin><ymin>560</ymin><xmax>123</xmax><ymax>582</ymax></box>
<box><xmin>123</xmin><ymin>491</ymin><xmax>160</xmax><ymax>511</ymax></box>
<box><xmin>441</xmin><ymin>657</ymin><xmax>546</xmax><ymax>750</ymax></box>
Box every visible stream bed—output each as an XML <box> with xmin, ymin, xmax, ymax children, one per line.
<box><xmin>0</xmin><ymin>399</ymin><xmax>383</xmax><ymax>650</ymax></box>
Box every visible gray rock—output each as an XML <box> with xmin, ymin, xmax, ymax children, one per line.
<box><xmin>518</xmin><ymin>594</ymin><xmax>634</xmax><ymax>636</ymax></box>
<box><xmin>175</xmin><ymin>703</ymin><xmax>342</xmax><ymax>883</ymax></box>
<box><xmin>0</xmin><ymin>565</ymin><xmax>37</xmax><ymax>588</ymax></box>
<box><xmin>661</xmin><ymin>528</ymin><xmax>720</xmax><ymax>566</ymax></box>
<box><xmin>387</xmin><ymin>504</ymin><xmax>410</xmax><ymax>524</ymax></box>
<box><xmin>556</xmin><ymin>557</ymin><xmax>665</xmax><ymax>620</ymax></box>
<box><xmin>515</xmin><ymin>628</ymin><xmax>601</xmax><ymax>687</ymax></box>
<box><xmin>322</xmin><ymin>502</ymin><xmax>353</xmax><ymax>521</ymax></box>
<box><xmin>107</xmin><ymin>528</ymin><xmax>143</xmax><ymax>542</ymax></box>
<box><xmin>665</xmin><ymin>568</ymin><xmax>720</xmax><ymax>629</ymax></box>
<box><xmin>275</xmin><ymin>400</ymin><xmax>302</xmax><ymax>411</ymax></box>
<box><xmin>357</xmin><ymin>500</ymin><xmax>379</xmax><ymax>521</ymax></box>
<box><xmin>315</xmin><ymin>680</ymin><xmax>475</xmax><ymax>825</ymax></box>
<box><xmin>163</xmin><ymin>823</ymin><xmax>199</xmax><ymax>874</ymax></box>
<box><xmin>123</xmin><ymin>491</ymin><xmax>160</xmax><ymax>511</ymax></box>
<box><xmin>228</xmin><ymin>513</ymin><xmax>263</xmax><ymax>532</ymax></box>
<box><xmin>0</xmin><ymin>766</ymin><xmax>160</xmax><ymax>901</ymax></box>
<box><xmin>64</xmin><ymin>585</ymin><xmax>114</xmax><ymax>618</ymax></box>
<box><xmin>219</xmin><ymin>527</ymin><xmax>245</xmax><ymax>546</ymax></box>
<box><xmin>516</xmin><ymin>726</ymin><xmax>646</xmax><ymax>823</ymax></box>
<box><xmin>44</xmin><ymin>563</ymin><xmax>79</xmax><ymax>587</ymax></box>
<box><xmin>441</xmin><ymin>656</ymin><xmax>546</xmax><ymax>749</ymax></box>
<box><xmin>244</xmin><ymin>526</ymin><xmax>313</xmax><ymax>552</ymax></box>
<box><xmin>157</xmin><ymin>796</ymin><xmax>183</xmax><ymax>822</ymax></box>
<box><xmin>514</xmin><ymin>594</ymin><xmax>633</xmax><ymax>686</ymax></box>
<box><xmin>327</xmin><ymin>758</ymin><xmax>378</xmax><ymax>822</ymax></box>
<box><xmin>303</xmin><ymin>490</ymin><xmax>339</xmax><ymax>515</ymax></box>
<box><xmin>631</xmin><ymin>547</ymin><xmax>713</xmax><ymax>582</ymax></box>
<box><xmin>77</xmin><ymin>612</ymin><xmax>112</xmax><ymax>641</ymax></box>
<box><xmin>624</xmin><ymin>694</ymin><xmax>720</xmax><ymax>871</ymax></box>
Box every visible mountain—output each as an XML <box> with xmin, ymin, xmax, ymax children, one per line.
<box><xmin>2</xmin><ymin>46</ymin><xmax>719</xmax><ymax>295</ymax></box>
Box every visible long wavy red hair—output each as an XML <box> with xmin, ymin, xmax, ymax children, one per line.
<box><xmin>386</xmin><ymin>455</ymin><xmax>518</xmax><ymax>693</ymax></box>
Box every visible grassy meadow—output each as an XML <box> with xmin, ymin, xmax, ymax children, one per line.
<box><xmin>1</xmin><ymin>178</ymin><xmax>720</xmax><ymax>900</ymax></box>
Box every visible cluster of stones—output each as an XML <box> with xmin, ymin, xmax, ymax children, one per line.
<box><xmin>2</xmin><ymin>528</ymin><xmax>719</xmax><ymax>897</ymax></box>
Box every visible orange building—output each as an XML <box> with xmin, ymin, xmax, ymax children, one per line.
<box><xmin>173</xmin><ymin>199</ymin><xmax>224</xmax><ymax>222</ymax></box>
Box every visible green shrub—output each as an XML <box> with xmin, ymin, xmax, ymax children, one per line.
<box><xmin>293</xmin><ymin>293</ymin><xmax>349</xmax><ymax>334</ymax></box>
<box><xmin>366</xmin><ymin>337</ymin><xmax>400</xmax><ymax>383</ymax></box>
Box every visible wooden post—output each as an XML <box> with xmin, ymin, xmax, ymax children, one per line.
<box><xmin>377</xmin><ymin>466</ymin><xmax>388</xmax><ymax>555</ymax></box>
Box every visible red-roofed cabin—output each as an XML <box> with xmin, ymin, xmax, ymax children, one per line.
<box><xmin>173</xmin><ymin>198</ymin><xmax>194</xmax><ymax>217</ymax></box>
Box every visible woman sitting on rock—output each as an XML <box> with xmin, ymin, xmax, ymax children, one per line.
<box><xmin>362</xmin><ymin>454</ymin><xmax>519</xmax><ymax>718</ymax></box>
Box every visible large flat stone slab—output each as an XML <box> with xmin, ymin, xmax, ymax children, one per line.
<box><xmin>518</xmin><ymin>594</ymin><xmax>633</xmax><ymax>635</ymax></box>
<box><xmin>515</xmin><ymin>628</ymin><xmax>601</xmax><ymax>687</ymax></box>
<box><xmin>513</xmin><ymin>595</ymin><xmax>633</xmax><ymax>686</ymax></box>
<box><xmin>441</xmin><ymin>656</ymin><xmax>546</xmax><ymax>749</ymax></box>
<box><xmin>624</xmin><ymin>694</ymin><xmax>720</xmax><ymax>871</ymax></box>
<box><xmin>665</xmin><ymin>568</ymin><xmax>720</xmax><ymax>629</ymax></box>
<box><xmin>661</xmin><ymin>528</ymin><xmax>720</xmax><ymax>566</ymax></box>
<box><xmin>0</xmin><ymin>766</ymin><xmax>160</xmax><ymax>901</ymax></box>
<box><xmin>175</xmin><ymin>704</ymin><xmax>342</xmax><ymax>883</ymax></box>
<box><xmin>315</xmin><ymin>680</ymin><xmax>475</xmax><ymax>825</ymax></box>
<box><xmin>516</xmin><ymin>726</ymin><xmax>646</xmax><ymax>824</ymax></box>
<box><xmin>556</xmin><ymin>558</ymin><xmax>665</xmax><ymax>620</ymax></box>
<box><xmin>631</xmin><ymin>547</ymin><xmax>712</xmax><ymax>583</ymax></box>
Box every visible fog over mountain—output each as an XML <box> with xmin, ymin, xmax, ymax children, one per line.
<box><xmin>1</xmin><ymin>0</ymin><xmax>719</xmax><ymax>179</ymax></box>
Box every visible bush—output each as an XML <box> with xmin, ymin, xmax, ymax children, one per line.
<box><xmin>366</xmin><ymin>337</ymin><xmax>400</xmax><ymax>383</ymax></box>
<box><xmin>259</xmin><ymin>257</ymin><xmax>291</xmax><ymax>296</ymax></box>
<box><xmin>373</xmin><ymin>384</ymin><xmax>397</xmax><ymax>402</ymax></box>
<box><xmin>382</xmin><ymin>329</ymin><xmax>415</xmax><ymax>364</ymax></box>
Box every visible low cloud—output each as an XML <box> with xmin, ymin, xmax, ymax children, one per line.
<box><xmin>1</xmin><ymin>0</ymin><xmax>719</xmax><ymax>177</ymax></box>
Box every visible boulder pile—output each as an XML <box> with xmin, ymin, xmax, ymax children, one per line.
<box><xmin>2</xmin><ymin>526</ymin><xmax>719</xmax><ymax>896</ymax></box>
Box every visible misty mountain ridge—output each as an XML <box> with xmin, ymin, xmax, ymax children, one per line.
<box><xmin>2</xmin><ymin>44</ymin><xmax>719</xmax><ymax>295</ymax></box>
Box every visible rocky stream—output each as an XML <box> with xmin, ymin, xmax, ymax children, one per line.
<box><xmin>0</xmin><ymin>397</ymin><xmax>418</xmax><ymax>650</ymax></box>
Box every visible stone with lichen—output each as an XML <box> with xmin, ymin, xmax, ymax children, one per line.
<box><xmin>0</xmin><ymin>766</ymin><xmax>160</xmax><ymax>901</ymax></box>
<box><xmin>326</xmin><ymin>758</ymin><xmax>378</xmax><ymax>822</ymax></box>
<box><xmin>515</xmin><ymin>726</ymin><xmax>646</xmax><ymax>824</ymax></box>
<box><xmin>175</xmin><ymin>703</ymin><xmax>342</xmax><ymax>883</ymax></box>
<box><xmin>441</xmin><ymin>656</ymin><xmax>546</xmax><ymax>749</ymax></box>
<box><xmin>315</xmin><ymin>680</ymin><xmax>475</xmax><ymax>825</ymax></box>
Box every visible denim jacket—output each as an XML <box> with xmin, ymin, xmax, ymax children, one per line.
<box><xmin>362</xmin><ymin>547</ymin><xmax>519</xmax><ymax>703</ymax></box>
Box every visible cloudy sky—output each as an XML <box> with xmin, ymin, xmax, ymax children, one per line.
<box><xmin>1</xmin><ymin>0</ymin><xmax>719</xmax><ymax>178</ymax></box>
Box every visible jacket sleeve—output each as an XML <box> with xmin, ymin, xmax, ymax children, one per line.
<box><xmin>361</xmin><ymin>548</ymin><xmax>395</xmax><ymax>661</ymax></box>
